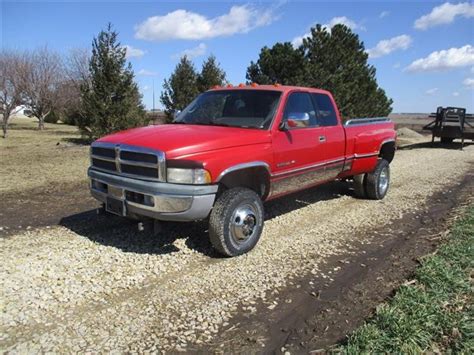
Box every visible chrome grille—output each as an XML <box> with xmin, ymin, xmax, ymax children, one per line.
<box><xmin>90</xmin><ymin>142</ymin><xmax>166</xmax><ymax>181</ymax></box>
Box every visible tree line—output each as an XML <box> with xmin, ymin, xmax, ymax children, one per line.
<box><xmin>163</xmin><ymin>23</ymin><xmax>393</xmax><ymax>120</ymax></box>
<box><xmin>0</xmin><ymin>23</ymin><xmax>392</xmax><ymax>139</ymax></box>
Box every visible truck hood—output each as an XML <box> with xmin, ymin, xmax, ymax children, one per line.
<box><xmin>97</xmin><ymin>124</ymin><xmax>272</xmax><ymax>159</ymax></box>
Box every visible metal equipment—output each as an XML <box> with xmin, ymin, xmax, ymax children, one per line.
<box><xmin>423</xmin><ymin>107</ymin><xmax>474</xmax><ymax>149</ymax></box>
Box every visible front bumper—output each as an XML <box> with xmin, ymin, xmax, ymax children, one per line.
<box><xmin>88</xmin><ymin>168</ymin><xmax>217</xmax><ymax>221</ymax></box>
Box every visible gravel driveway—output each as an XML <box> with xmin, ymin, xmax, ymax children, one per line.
<box><xmin>1</xmin><ymin>142</ymin><xmax>473</xmax><ymax>352</ymax></box>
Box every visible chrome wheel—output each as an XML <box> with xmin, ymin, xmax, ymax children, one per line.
<box><xmin>379</xmin><ymin>166</ymin><xmax>389</xmax><ymax>195</ymax></box>
<box><xmin>230</xmin><ymin>203</ymin><xmax>258</xmax><ymax>244</ymax></box>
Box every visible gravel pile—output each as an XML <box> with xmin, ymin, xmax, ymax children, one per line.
<box><xmin>396</xmin><ymin>127</ymin><xmax>426</xmax><ymax>147</ymax></box>
<box><xmin>396</xmin><ymin>127</ymin><xmax>423</xmax><ymax>139</ymax></box>
<box><xmin>1</xmin><ymin>141</ymin><xmax>473</xmax><ymax>352</ymax></box>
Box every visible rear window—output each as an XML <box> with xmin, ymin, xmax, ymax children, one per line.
<box><xmin>312</xmin><ymin>94</ymin><xmax>338</xmax><ymax>126</ymax></box>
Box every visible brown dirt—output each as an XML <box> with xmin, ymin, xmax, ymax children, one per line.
<box><xmin>201</xmin><ymin>172</ymin><xmax>474</xmax><ymax>353</ymax></box>
<box><xmin>0</xmin><ymin>181</ymin><xmax>98</xmax><ymax>236</ymax></box>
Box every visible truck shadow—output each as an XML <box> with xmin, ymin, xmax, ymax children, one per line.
<box><xmin>60</xmin><ymin>211</ymin><xmax>216</xmax><ymax>257</ymax></box>
<box><xmin>399</xmin><ymin>141</ymin><xmax>473</xmax><ymax>151</ymax></box>
<box><xmin>60</xmin><ymin>181</ymin><xmax>351</xmax><ymax>258</ymax></box>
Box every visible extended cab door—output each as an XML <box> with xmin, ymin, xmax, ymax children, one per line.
<box><xmin>270</xmin><ymin>91</ymin><xmax>327</xmax><ymax>197</ymax></box>
<box><xmin>311</xmin><ymin>93</ymin><xmax>346</xmax><ymax>179</ymax></box>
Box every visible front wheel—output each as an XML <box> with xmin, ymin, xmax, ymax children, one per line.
<box><xmin>365</xmin><ymin>159</ymin><xmax>390</xmax><ymax>200</ymax></box>
<box><xmin>209</xmin><ymin>187</ymin><xmax>264</xmax><ymax>257</ymax></box>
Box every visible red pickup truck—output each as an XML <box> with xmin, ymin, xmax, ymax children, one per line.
<box><xmin>88</xmin><ymin>85</ymin><xmax>396</xmax><ymax>256</ymax></box>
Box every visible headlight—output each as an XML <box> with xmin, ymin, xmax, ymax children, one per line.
<box><xmin>167</xmin><ymin>168</ymin><xmax>211</xmax><ymax>184</ymax></box>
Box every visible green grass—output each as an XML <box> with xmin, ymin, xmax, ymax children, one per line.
<box><xmin>339</xmin><ymin>206</ymin><xmax>474</xmax><ymax>354</ymax></box>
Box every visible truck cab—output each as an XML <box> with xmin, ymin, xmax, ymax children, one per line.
<box><xmin>88</xmin><ymin>85</ymin><xmax>396</xmax><ymax>256</ymax></box>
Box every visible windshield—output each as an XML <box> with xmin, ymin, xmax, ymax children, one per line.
<box><xmin>174</xmin><ymin>90</ymin><xmax>281</xmax><ymax>129</ymax></box>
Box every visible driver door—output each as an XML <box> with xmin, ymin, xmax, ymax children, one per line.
<box><xmin>271</xmin><ymin>91</ymin><xmax>326</xmax><ymax>197</ymax></box>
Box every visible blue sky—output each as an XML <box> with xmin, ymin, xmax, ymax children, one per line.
<box><xmin>2</xmin><ymin>0</ymin><xmax>474</xmax><ymax>113</ymax></box>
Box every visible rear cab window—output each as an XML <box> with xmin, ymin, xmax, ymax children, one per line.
<box><xmin>311</xmin><ymin>93</ymin><xmax>338</xmax><ymax>126</ymax></box>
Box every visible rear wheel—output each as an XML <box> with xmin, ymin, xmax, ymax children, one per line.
<box><xmin>209</xmin><ymin>187</ymin><xmax>264</xmax><ymax>257</ymax></box>
<box><xmin>365</xmin><ymin>159</ymin><xmax>390</xmax><ymax>200</ymax></box>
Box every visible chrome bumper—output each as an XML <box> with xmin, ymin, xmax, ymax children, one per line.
<box><xmin>88</xmin><ymin>168</ymin><xmax>217</xmax><ymax>221</ymax></box>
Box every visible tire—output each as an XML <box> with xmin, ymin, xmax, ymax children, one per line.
<box><xmin>209</xmin><ymin>187</ymin><xmax>264</xmax><ymax>257</ymax></box>
<box><xmin>353</xmin><ymin>173</ymin><xmax>367</xmax><ymax>198</ymax></box>
<box><xmin>440</xmin><ymin>137</ymin><xmax>454</xmax><ymax>144</ymax></box>
<box><xmin>365</xmin><ymin>159</ymin><xmax>390</xmax><ymax>200</ymax></box>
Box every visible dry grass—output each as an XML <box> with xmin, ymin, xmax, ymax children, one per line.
<box><xmin>0</xmin><ymin>116</ymin><xmax>90</xmax><ymax>194</ymax></box>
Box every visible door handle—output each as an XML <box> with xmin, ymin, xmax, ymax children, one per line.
<box><xmin>319</xmin><ymin>135</ymin><xmax>326</xmax><ymax>142</ymax></box>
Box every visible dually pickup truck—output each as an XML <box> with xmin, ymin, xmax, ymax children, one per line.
<box><xmin>88</xmin><ymin>85</ymin><xmax>396</xmax><ymax>256</ymax></box>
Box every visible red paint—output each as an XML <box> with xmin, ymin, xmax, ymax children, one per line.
<box><xmin>97</xmin><ymin>85</ymin><xmax>396</xmax><ymax>199</ymax></box>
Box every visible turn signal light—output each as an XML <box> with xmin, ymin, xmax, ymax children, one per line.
<box><xmin>251</xmin><ymin>83</ymin><xmax>258</xmax><ymax>87</ymax></box>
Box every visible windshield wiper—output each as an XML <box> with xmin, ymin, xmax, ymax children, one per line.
<box><xmin>208</xmin><ymin>122</ymin><xmax>233</xmax><ymax>127</ymax></box>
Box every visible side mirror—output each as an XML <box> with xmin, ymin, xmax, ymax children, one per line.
<box><xmin>173</xmin><ymin>110</ymin><xmax>182</xmax><ymax>120</ymax></box>
<box><xmin>279</xmin><ymin>120</ymin><xmax>289</xmax><ymax>131</ymax></box>
<box><xmin>286</xmin><ymin>112</ymin><xmax>310</xmax><ymax>129</ymax></box>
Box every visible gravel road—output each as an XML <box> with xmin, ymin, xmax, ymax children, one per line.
<box><xmin>1</xmin><ymin>142</ymin><xmax>473</xmax><ymax>352</ymax></box>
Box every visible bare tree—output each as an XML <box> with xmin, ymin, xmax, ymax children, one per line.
<box><xmin>0</xmin><ymin>51</ymin><xmax>27</xmax><ymax>138</ymax></box>
<box><xmin>57</xmin><ymin>48</ymin><xmax>91</xmax><ymax>124</ymax></box>
<box><xmin>66</xmin><ymin>48</ymin><xmax>90</xmax><ymax>83</ymax></box>
<box><xmin>22</xmin><ymin>47</ymin><xmax>64</xmax><ymax>130</ymax></box>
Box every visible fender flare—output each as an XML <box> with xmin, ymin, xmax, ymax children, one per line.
<box><xmin>216</xmin><ymin>161</ymin><xmax>271</xmax><ymax>182</ymax></box>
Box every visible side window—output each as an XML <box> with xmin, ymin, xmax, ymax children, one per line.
<box><xmin>283</xmin><ymin>92</ymin><xmax>317</xmax><ymax>128</ymax></box>
<box><xmin>312</xmin><ymin>94</ymin><xmax>338</xmax><ymax>126</ymax></box>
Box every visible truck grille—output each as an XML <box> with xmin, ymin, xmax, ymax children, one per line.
<box><xmin>90</xmin><ymin>143</ymin><xmax>166</xmax><ymax>181</ymax></box>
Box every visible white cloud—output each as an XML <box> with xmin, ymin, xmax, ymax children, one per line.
<box><xmin>463</xmin><ymin>77</ymin><xmax>474</xmax><ymax>88</ymax></box>
<box><xmin>426</xmin><ymin>88</ymin><xmax>439</xmax><ymax>95</ymax></box>
<box><xmin>142</xmin><ymin>85</ymin><xmax>150</xmax><ymax>91</ymax></box>
<box><xmin>406</xmin><ymin>45</ymin><xmax>474</xmax><ymax>72</ymax></box>
<box><xmin>135</xmin><ymin>5</ymin><xmax>276</xmax><ymax>41</ymax></box>
<box><xmin>452</xmin><ymin>91</ymin><xmax>460</xmax><ymax>97</ymax></box>
<box><xmin>367</xmin><ymin>35</ymin><xmax>412</xmax><ymax>58</ymax></box>
<box><xmin>414</xmin><ymin>2</ymin><xmax>474</xmax><ymax>30</ymax></box>
<box><xmin>137</xmin><ymin>69</ymin><xmax>158</xmax><ymax>76</ymax></box>
<box><xmin>291</xmin><ymin>34</ymin><xmax>308</xmax><ymax>48</ymax></box>
<box><xmin>393</xmin><ymin>62</ymin><xmax>401</xmax><ymax>69</ymax></box>
<box><xmin>172</xmin><ymin>43</ymin><xmax>207</xmax><ymax>59</ymax></box>
<box><xmin>292</xmin><ymin>16</ymin><xmax>363</xmax><ymax>47</ymax></box>
<box><xmin>291</xmin><ymin>34</ymin><xmax>309</xmax><ymax>48</ymax></box>
<box><xmin>123</xmin><ymin>45</ymin><xmax>146</xmax><ymax>58</ymax></box>
<box><xmin>325</xmin><ymin>16</ymin><xmax>364</xmax><ymax>31</ymax></box>
<box><xmin>379</xmin><ymin>11</ymin><xmax>390</xmax><ymax>19</ymax></box>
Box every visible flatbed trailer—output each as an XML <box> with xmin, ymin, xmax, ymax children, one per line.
<box><xmin>423</xmin><ymin>106</ymin><xmax>474</xmax><ymax>149</ymax></box>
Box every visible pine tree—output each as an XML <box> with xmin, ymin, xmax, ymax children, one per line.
<box><xmin>79</xmin><ymin>24</ymin><xmax>146</xmax><ymax>139</ymax></box>
<box><xmin>302</xmin><ymin>24</ymin><xmax>392</xmax><ymax>119</ymax></box>
<box><xmin>160</xmin><ymin>56</ymin><xmax>199</xmax><ymax>121</ymax></box>
<box><xmin>246</xmin><ymin>43</ymin><xmax>305</xmax><ymax>85</ymax></box>
<box><xmin>246</xmin><ymin>24</ymin><xmax>392</xmax><ymax>118</ymax></box>
<box><xmin>197</xmin><ymin>55</ymin><xmax>227</xmax><ymax>92</ymax></box>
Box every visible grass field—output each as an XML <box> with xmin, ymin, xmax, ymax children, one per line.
<box><xmin>341</xmin><ymin>206</ymin><xmax>474</xmax><ymax>353</ymax></box>
<box><xmin>0</xmin><ymin>116</ymin><xmax>90</xmax><ymax>194</ymax></box>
